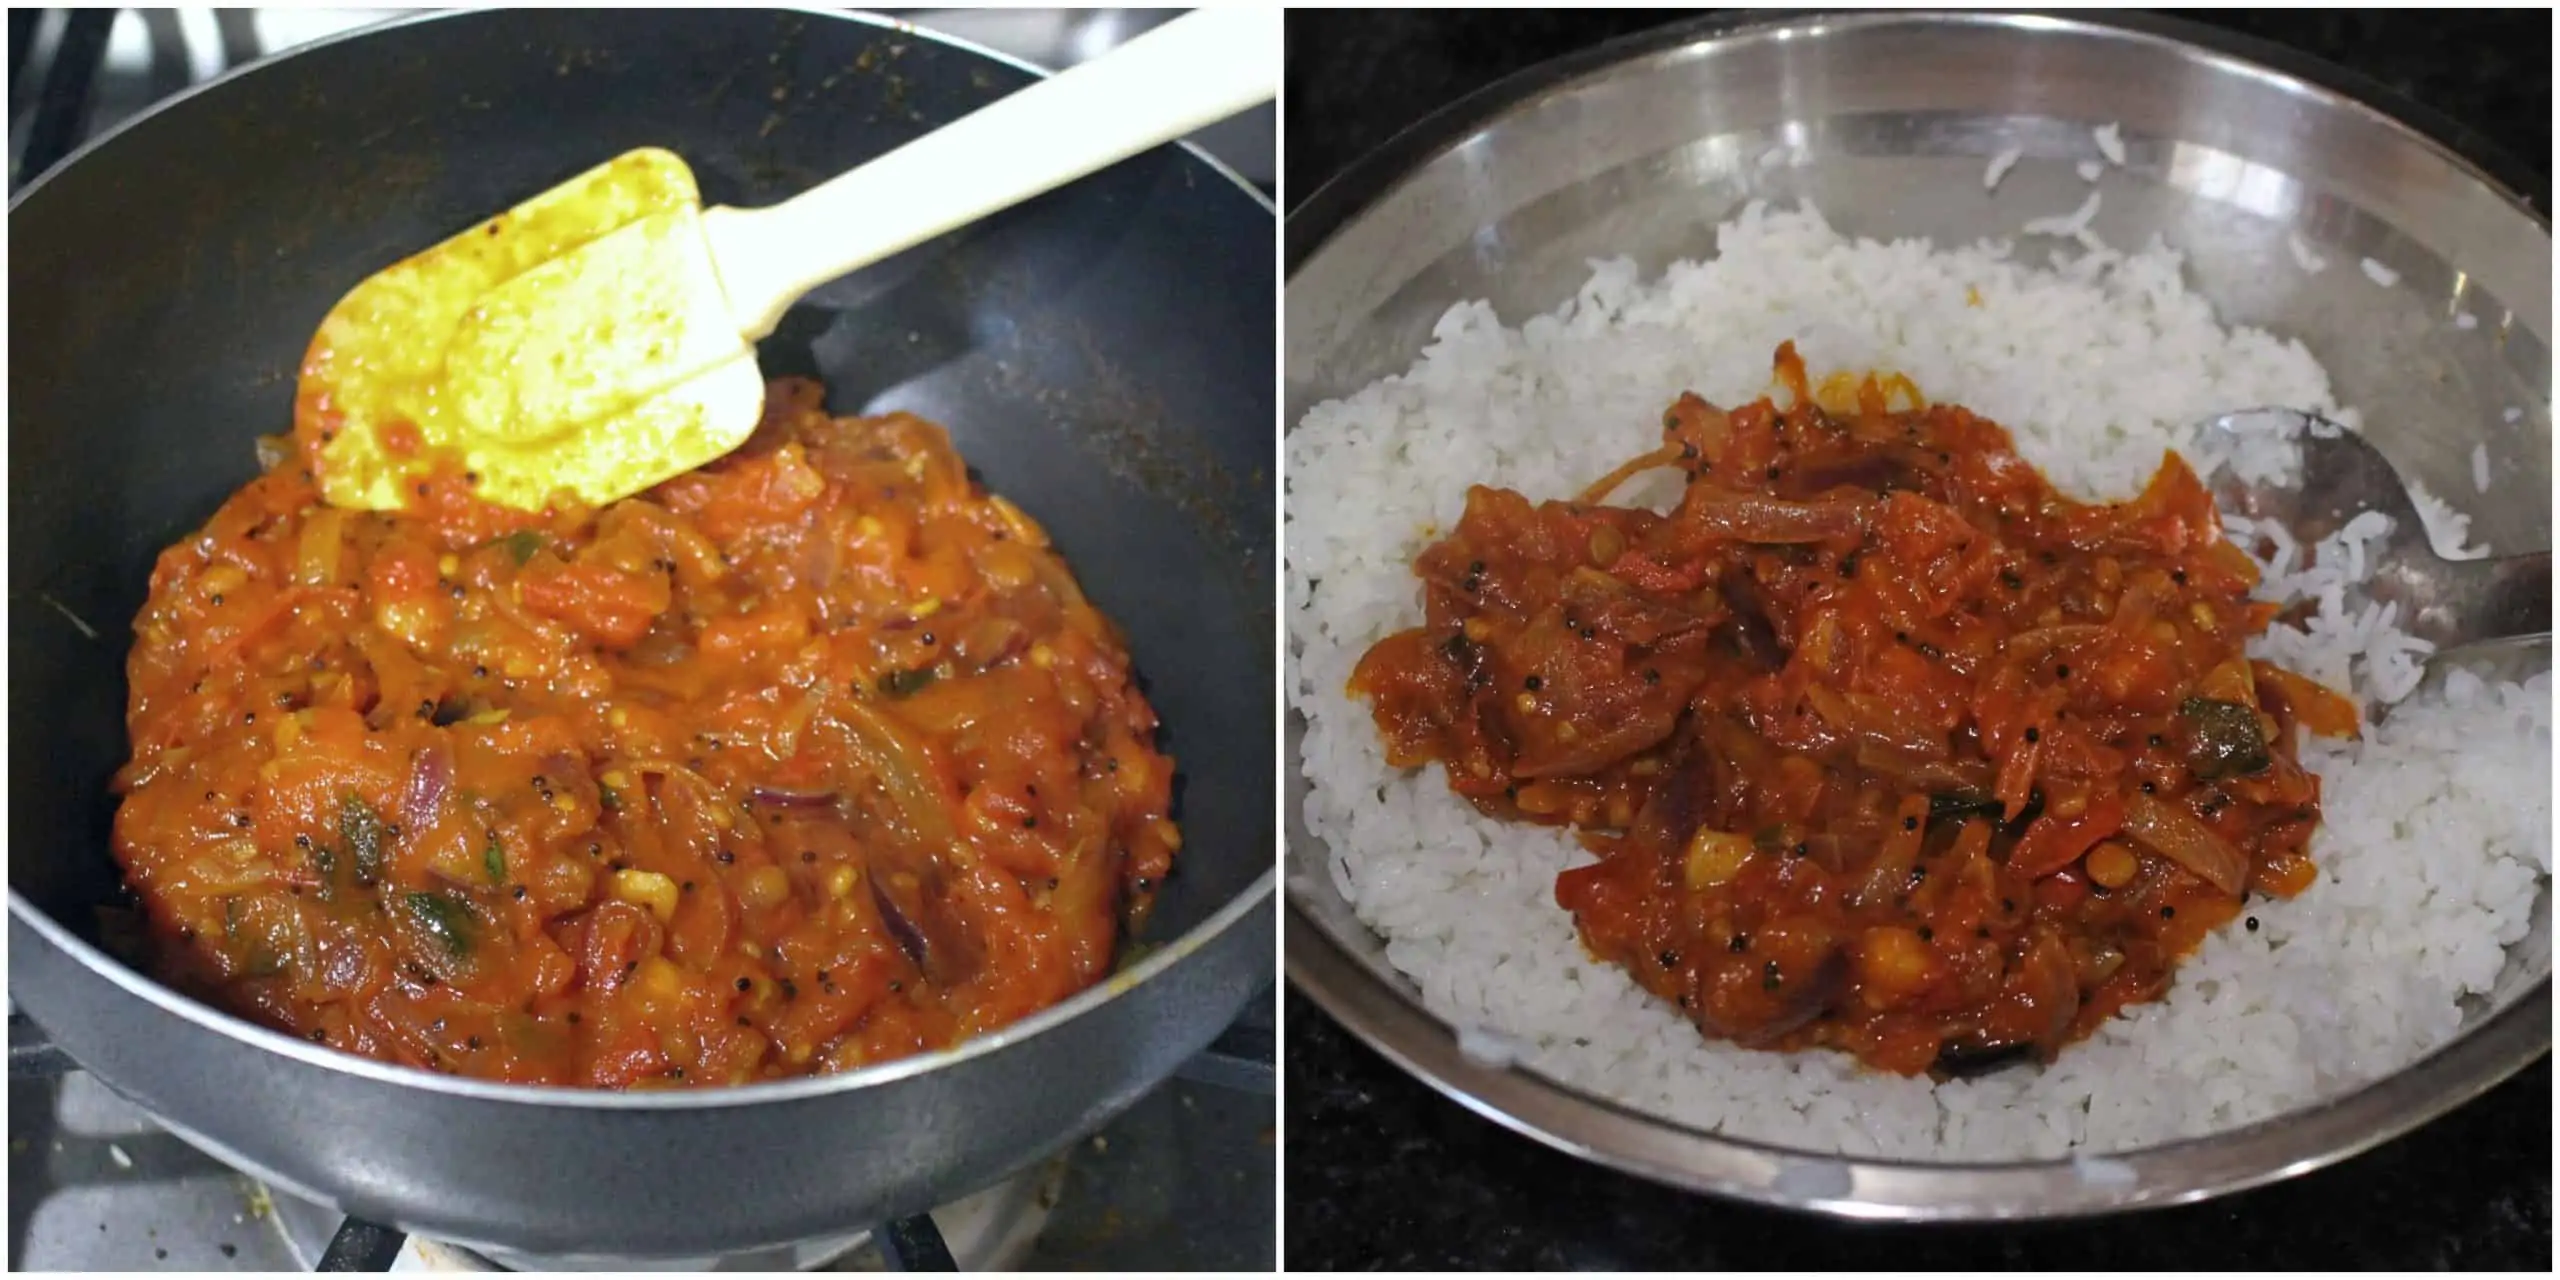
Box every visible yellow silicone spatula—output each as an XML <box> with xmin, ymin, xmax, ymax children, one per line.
<box><xmin>296</xmin><ymin>7</ymin><xmax>1276</xmax><ymax>514</ymax></box>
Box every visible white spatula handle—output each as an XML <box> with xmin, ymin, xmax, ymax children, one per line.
<box><xmin>701</xmin><ymin>7</ymin><xmax>1276</xmax><ymax>338</ymax></box>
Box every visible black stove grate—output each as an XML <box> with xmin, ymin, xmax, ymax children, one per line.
<box><xmin>312</xmin><ymin>1220</ymin><xmax>409</xmax><ymax>1273</ymax></box>
<box><xmin>11</xmin><ymin>7</ymin><xmax>114</xmax><ymax>189</ymax></box>
<box><xmin>14</xmin><ymin>1009</ymin><xmax>971</xmax><ymax>1272</ymax></box>
<box><xmin>875</xmin><ymin>1214</ymin><xmax>960</xmax><ymax>1272</ymax></box>
<box><xmin>305</xmin><ymin>1210</ymin><xmax>961</xmax><ymax>1273</ymax></box>
<box><xmin>13</xmin><ymin>998</ymin><xmax>1263</xmax><ymax>1272</ymax></box>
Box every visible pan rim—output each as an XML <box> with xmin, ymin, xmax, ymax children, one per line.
<box><xmin>7</xmin><ymin>5</ymin><xmax>1276</xmax><ymax>218</ymax></box>
<box><xmin>9</xmin><ymin>3</ymin><xmax>1277</xmax><ymax>1112</ymax></box>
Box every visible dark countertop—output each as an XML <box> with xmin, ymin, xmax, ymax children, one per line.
<box><xmin>1282</xmin><ymin>9</ymin><xmax>2553</xmax><ymax>1271</ymax></box>
<box><xmin>1284</xmin><ymin>11</ymin><xmax>2551</xmax><ymax>210</ymax></box>
<box><xmin>1289</xmin><ymin>994</ymin><xmax>2550</xmax><ymax>1270</ymax></box>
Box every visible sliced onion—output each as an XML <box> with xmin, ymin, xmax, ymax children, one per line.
<box><xmin>2122</xmin><ymin>792</ymin><xmax>2248</xmax><ymax>895</ymax></box>
<box><xmin>1807</xmin><ymin>686</ymin><xmax>1944</xmax><ymax>760</ymax></box>
<box><xmin>1794</xmin><ymin>450</ymin><xmax>1913</xmax><ymax>495</ymax></box>
<box><xmin>2004</xmin><ymin>794</ymin><xmax>2126</xmax><ymax>881</ymax></box>
<box><xmin>2023</xmin><ymin>929</ymin><xmax>2082</xmax><ymax>1057</ymax></box>
<box><xmin>1798</xmin><ymin>833</ymin><xmax>1857</xmax><ymax>875</ymax></box>
<box><xmin>868</xmin><ymin>874</ymin><xmax>930</xmax><ymax>969</ymax></box>
<box><xmin>2254</xmin><ymin>660</ymin><xmax>2360</xmax><ymax>739</ymax></box>
<box><xmin>1719</xmin><ymin>577</ymin><xmax>1787</xmax><ymax>671</ymax></box>
<box><xmin>748</xmin><ymin>785</ymin><xmax>838</xmax><ymax>809</ymax></box>
<box><xmin>1680</xmin><ymin>492</ymin><xmax>1866</xmax><ymax>544</ymax></box>
<box><xmin>625</xmin><ymin>630</ymin><xmax>696</xmax><ymax>669</ymax></box>
<box><xmin>2108</xmin><ymin>582</ymin><xmax>2160</xmax><ymax>642</ymax></box>
<box><xmin>834</xmin><ymin>699</ymin><xmax>957</xmax><ymax>852</ymax></box>
<box><xmin>1999</xmin><ymin>624</ymin><xmax>2106</xmax><ymax>666</ymax></box>
<box><xmin>952</xmin><ymin>616</ymin><xmax>1028</xmax><ymax>671</ymax></box>
<box><xmin>2072</xmin><ymin>938</ymin><xmax>2128</xmax><ymax>988</ymax></box>
<box><xmin>1575</xmin><ymin>444</ymin><xmax>1683</xmax><ymax>505</ymax></box>
<box><xmin>1729</xmin><ymin>946</ymin><xmax>1847</xmax><ymax>1048</ymax></box>
<box><xmin>1855</xmin><ymin>742</ymin><xmax>1991</xmax><ymax>792</ymax></box>
<box><xmin>1853</xmin><ymin>794</ymin><xmax>1933</xmax><ymax>908</ymax></box>
<box><xmin>798</xmin><ymin>516</ymin><xmax>841</xmax><ymax>593</ymax></box>
<box><xmin>402</xmin><ymin>745</ymin><xmax>452</xmax><ymax>833</ymax></box>
<box><xmin>1030</xmin><ymin>553</ymin><xmax>1099</xmax><ymax>628</ymax></box>
<box><xmin>295</xmin><ymin>508</ymin><xmax>345</xmax><ymax>587</ymax></box>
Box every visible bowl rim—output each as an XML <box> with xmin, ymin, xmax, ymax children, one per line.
<box><xmin>1281</xmin><ymin>7</ymin><xmax>2553</xmax><ymax>1220</ymax></box>
<box><xmin>1285</xmin><ymin>8</ymin><xmax>2549</xmax><ymax>271</ymax></box>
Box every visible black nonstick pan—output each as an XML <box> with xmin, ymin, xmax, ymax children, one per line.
<box><xmin>9</xmin><ymin>7</ymin><xmax>1273</xmax><ymax>1257</ymax></box>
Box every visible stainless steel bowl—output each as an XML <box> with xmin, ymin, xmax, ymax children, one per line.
<box><xmin>1284</xmin><ymin>10</ymin><xmax>2551</xmax><ymax>1220</ymax></box>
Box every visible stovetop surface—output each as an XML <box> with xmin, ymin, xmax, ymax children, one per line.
<box><xmin>10</xmin><ymin>1042</ymin><xmax>1273</xmax><ymax>1271</ymax></box>
<box><xmin>11</xmin><ymin>986</ymin><xmax>1271</xmax><ymax>1270</ymax></box>
<box><xmin>9</xmin><ymin>8</ymin><xmax>1272</xmax><ymax>192</ymax></box>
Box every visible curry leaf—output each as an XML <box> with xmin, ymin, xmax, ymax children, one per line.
<box><xmin>876</xmin><ymin>666</ymin><xmax>939</xmax><ymax>699</ymax></box>
<box><xmin>2178</xmin><ymin>697</ymin><xmax>2271</xmax><ymax>781</ymax></box>
<box><xmin>1928</xmin><ymin>791</ymin><xmax>2005</xmax><ymax>825</ymax></box>
<box><xmin>403</xmin><ymin>891</ymin><xmax>474</xmax><ymax>959</ymax></box>
<box><xmin>338</xmin><ymin>794</ymin><xmax>388</xmax><ymax>887</ymax></box>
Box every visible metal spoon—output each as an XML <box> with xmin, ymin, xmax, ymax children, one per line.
<box><xmin>2200</xmin><ymin>409</ymin><xmax>2550</xmax><ymax>659</ymax></box>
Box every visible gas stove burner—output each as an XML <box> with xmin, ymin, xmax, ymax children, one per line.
<box><xmin>265</xmin><ymin>1160</ymin><xmax>1060</xmax><ymax>1271</ymax></box>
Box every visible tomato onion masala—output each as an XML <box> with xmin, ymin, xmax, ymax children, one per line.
<box><xmin>1349</xmin><ymin>344</ymin><xmax>2358</xmax><ymax>1077</ymax></box>
<box><xmin>113</xmin><ymin>378</ymin><xmax>1177</xmax><ymax>1087</ymax></box>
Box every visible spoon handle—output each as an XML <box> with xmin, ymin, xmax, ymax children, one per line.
<box><xmin>2428</xmin><ymin>551</ymin><xmax>2550</xmax><ymax>649</ymax></box>
<box><xmin>700</xmin><ymin>7</ymin><xmax>1277</xmax><ymax>338</ymax></box>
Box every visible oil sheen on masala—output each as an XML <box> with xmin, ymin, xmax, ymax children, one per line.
<box><xmin>1350</xmin><ymin>346</ymin><xmax>2356</xmax><ymax>1077</ymax></box>
<box><xmin>113</xmin><ymin>377</ymin><xmax>1179</xmax><ymax>1087</ymax></box>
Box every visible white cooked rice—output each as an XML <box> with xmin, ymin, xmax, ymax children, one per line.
<box><xmin>2456</xmin><ymin>310</ymin><xmax>2480</xmax><ymax>330</ymax></box>
<box><xmin>2287</xmin><ymin>233</ymin><xmax>2328</xmax><ymax>274</ymax></box>
<box><xmin>1982</xmin><ymin>147</ymin><xmax>2022</xmax><ymax>191</ymax></box>
<box><xmin>1285</xmin><ymin>201</ymin><xmax>2550</xmax><ymax>1159</ymax></box>
<box><xmin>2361</xmin><ymin>256</ymin><xmax>2402</xmax><ymax>287</ymax></box>
<box><xmin>2093</xmin><ymin>121</ymin><xmax>2127</xmax><ymax>165</ymax></box>
<box><xmin>2021</xmin><ymin>191</ymin><xmax>2103</xmax><ymax>241</ymax></box>
<box><xmin>2408</xmin><ymin>479</ymin><xmax>2489</xmax><ymax>560</ymax></box>
<box><xmin>2474</xmin><ymin>442</ymin><xmax>2492</xmax><ymax>493</ymax></box>
<box><xmin>2076</xmin><ymin>158</ymin><xmax>2103</xmax><ymax>183</ymax></box>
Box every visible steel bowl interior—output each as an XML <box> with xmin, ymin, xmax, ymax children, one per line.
<box><xmin>1285</xmin><ymin>9</ymin><xmax>2549</xmax><ymax>1220</ymax></box>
